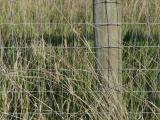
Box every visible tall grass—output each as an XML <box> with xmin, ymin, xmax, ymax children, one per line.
<box><xmin>0</xmin><ymin>0</ymin><xmax>160</xmax><ymax>119</ymax></box>
<box><xmin>123</xmin><ymin>0</ymin><xmax>160</xmax><ymax>119</ymax></box>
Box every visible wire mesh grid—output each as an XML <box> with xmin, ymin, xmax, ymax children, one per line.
<box><xmin>0</xmin><ymin>0</ymin><xmax>160</xmax><ymax>120</ymax></box>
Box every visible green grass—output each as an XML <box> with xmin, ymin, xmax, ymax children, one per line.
<box><xmin>0</xmin><ymin>0</ymin><xmax>160</xmax><ymax>120</ymax></box>
<box><xmin>123</xmin><ymin>26</ymin><xmax>160</xmax><ymax>119</ymax></box>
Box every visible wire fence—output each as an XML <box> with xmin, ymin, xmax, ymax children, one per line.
<box><xmin>0</xmin><ymin>0</ymin><xmax>160</xmax><ymax>120</ymax></box>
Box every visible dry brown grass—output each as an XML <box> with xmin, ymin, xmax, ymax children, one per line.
<box><xmin>0</xmin><ymin>0</ymin><xmax>160</xmax><ymax>119</ymax></box>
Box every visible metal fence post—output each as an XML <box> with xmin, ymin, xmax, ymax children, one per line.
<box><xmin>93</xmin><ymin>0</ymin><xmax>122</xmax><ymax>101</ymax></box>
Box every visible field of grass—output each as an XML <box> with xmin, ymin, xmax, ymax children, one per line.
<box><xmin>0</xmin><ymin>0</ymin><xmax>160</xmax><ymax>120</ymax></box>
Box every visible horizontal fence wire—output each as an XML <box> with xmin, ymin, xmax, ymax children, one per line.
<box><xmin>0</xmin><ymin>0</ymin><xmax>160</xmax><ymax>120</ymax></box>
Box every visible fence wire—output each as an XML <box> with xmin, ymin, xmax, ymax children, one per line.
<box><xmin>0</xmin><ymin>0</ymin><xmax>160</xmax><ymax>120</ymax></box>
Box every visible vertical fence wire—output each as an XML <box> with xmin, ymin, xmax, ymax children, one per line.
<box><xmin>1</xmin><ymin>0</ymin><xmax>160</xmax><ymax>119</ymax></box>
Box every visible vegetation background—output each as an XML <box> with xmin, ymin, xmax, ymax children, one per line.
<box><xmin>0</xmin><ymin>0</ymin><xmax>160</xmax><ymax>119</ymax></box>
